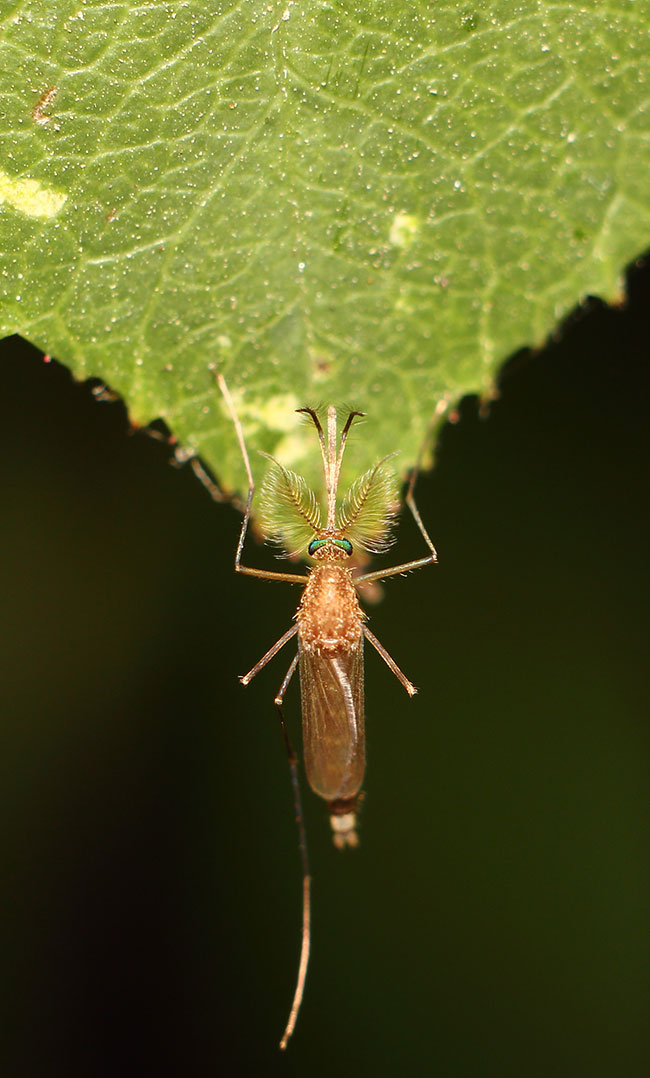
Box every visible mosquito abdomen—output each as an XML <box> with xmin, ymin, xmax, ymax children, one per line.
<box><xmin>298</xmin><ymin>565</ymin><xmax>366</xmax><ymax>843</ymax></box>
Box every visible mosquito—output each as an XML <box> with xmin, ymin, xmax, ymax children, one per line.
<box><xmin>216</xmin><ymin>375</ymin><xmax>437</xmax><ymax>1049</ymax></box>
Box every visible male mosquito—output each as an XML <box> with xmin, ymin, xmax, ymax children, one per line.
<box><xmin>217</xmin><ymin>375</ymin><xmax>437</xmax><ymax>1049</ymax></box>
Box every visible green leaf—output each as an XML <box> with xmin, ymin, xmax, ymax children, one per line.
<box><xmin>1</xmin><ymin>0</ymin><xmax>649</xmax><ymax>495</ymax></box>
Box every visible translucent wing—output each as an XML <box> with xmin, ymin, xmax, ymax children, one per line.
<box><xmin>337</xmin><ymin>455</ymin><xmax>400</xmax><ymax>553</ymax></box>
<box><xmin>299</xmin><ymin>634</ymin><xmax>365</xmax><ymax>802</ymax></box>
<box><xmin>258</xmin><ymin>453</ymin><xmax>321</xmax><ymax>556</ymax></box>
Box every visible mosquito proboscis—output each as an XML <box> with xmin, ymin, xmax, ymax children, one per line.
<box><xmin>215</xmin><ymin>375</ymin><xmax>437</xmax><ymax>1049</ymax></box>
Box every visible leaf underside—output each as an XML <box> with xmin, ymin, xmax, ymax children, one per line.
<box><xmin>1</xmin><ymin>0</ymin><xmax>649</xmax><ymax>499</ymax></box>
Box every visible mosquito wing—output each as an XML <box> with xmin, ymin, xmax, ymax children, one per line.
<box><xmin>298</xmin><ymin>634</ymin><xmax>365</xmax><ymax>803</ymax></box>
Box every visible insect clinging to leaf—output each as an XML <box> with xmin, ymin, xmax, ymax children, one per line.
<box><xmin>216</xmin><ymin>376</ymin><xmax>438</xmax><ymax>1049</ymax></box>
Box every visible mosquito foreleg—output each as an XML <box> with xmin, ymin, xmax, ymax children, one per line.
<box><xmin>218</xmin><ymin>374</ymin><xmax>307</xmax><ymax>585</ymax></box>
<box><xmin>405</xmin><ymin>465</ymin><xmax>438</xmax><ymax>561</ymax></box>
<box><xmin>354</xmin><ymin>474</ymin><xmax>437</xmax><ymax>586</ymax></box>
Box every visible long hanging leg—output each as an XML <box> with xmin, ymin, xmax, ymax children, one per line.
<box><xmin>189</xmin><ymin>456</ymin><xmax>231</xmax><ymax>504</ymax></box>
<box><xmin>354</xmin><ymin>466</ymin><xmax>438</xmax><ymax>586</ymax></box>
<box><xmin>273</xmin><ymin>653</ymin><xmax>311</xmax><ymax>1051</ymax></box>
<box><xmin>218</xmin><ymin>374</ymin><xmax>306</xmax><ymax>585</ymax></box>
<box><xmin>363</xmin><ymin>625</ymin><xmax>417</xmax><ymax>697</ymax></box>
<box><xmin>240</xmin><ymin>625</ymin><xmax>298</xmax><ymax>686</ymax></box>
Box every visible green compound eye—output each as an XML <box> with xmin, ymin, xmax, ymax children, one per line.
<box><xmin>308</xmin><ymin>538</ymin><xmax>354</xmax><ymax>557</ymax></box>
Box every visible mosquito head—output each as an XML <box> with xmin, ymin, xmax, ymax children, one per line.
<box><xmin>307</xmin><ymin>533</ymin><xmax>354</xmax><ymax>562</ymax></box>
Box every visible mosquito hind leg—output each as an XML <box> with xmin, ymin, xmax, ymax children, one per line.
<box><xmin>272</xmin><ymin>652</ymin><xmax>311</xmax><ymax>1052</ymax></box>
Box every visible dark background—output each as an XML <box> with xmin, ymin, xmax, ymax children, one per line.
<box><xmin>1</xmin><ymin>259</ymin><xmax>648</xmax><ymax>1077</ymax></box>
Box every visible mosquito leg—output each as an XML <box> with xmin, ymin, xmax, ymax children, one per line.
<box><xmin>354</xmin><ymin>554</ymin><xmax>435</xmax><ymax>586</ymax></box>
<box><xmin>274</xmin><ymin>652</ymin><xmax>299</xmax><ymax>707</ymax></box>
<box><xmin>244</xmin><ymin>641</ymin><xmax>308</xmax><ymax>1048</ymax></box>
<box><xmin>240</xmin><ymin>625</ymin><xmax>298</xmax><ymax>686</ymax></box>
<box><xmin>219</xmin><ymin>368</ymin><xmax>311</xmax><ymax>1046</ymax></box>
<box><xmin>274</xmin><ymin>661</ymin><xmax>310</xmax><ymax>1051</ymax></box>
<box><xmin>218</xmin><ymin>374</ymin><xmax>307</xmax><ymax>585</ymax></box>
<box><xmin>405</xmin><ymin>465</ymin><xmax>438</xmax><ymax>560</ymax></box>
<box><xmin>274</xmin><ymin>652</ymin><xmax>309</xmax><ymax>1050</ymax></box>
<box><xmin>354</xmin><ymin>473</ymin><xmax>438</xmax><ymax>586</ymax></box>
<box><xmin>363</xmin><ymin>625</ymin><xmax>417</xmax><ymax>697</ymax></box>
<box><xmin>188</xmin><ymin>456</ymin><xmax>229</xmax><ymax>503</ymax></box>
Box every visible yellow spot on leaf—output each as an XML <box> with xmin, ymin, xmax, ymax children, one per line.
<box><xmin>221</xmin><ymin>389</ymin><xmax>314</xmax><ymax>473</ymax></box>
<box><xmin>0</xmin><ymin>170</ymin><xmax>67</xmax><ymax>219</ymax></box>
<box><xmin>225</xmin><ymin>389</ymin><xmax>301</xmax><ymax>433</ymax></box>
<box><xmin>389</xmin><ymin>211</ymin><xmax>419</xmax><ymax>248</ymax></box>
<box><xmin>254</xmin><ymin>393</ymin><xmax>301</xmax><ymax>432</ymax></box>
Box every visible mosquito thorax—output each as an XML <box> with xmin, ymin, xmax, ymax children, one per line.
<box><xmin>307</xmin><ymin>534</ymin><xmax>353</xmax><ymax>562</ymax></box>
